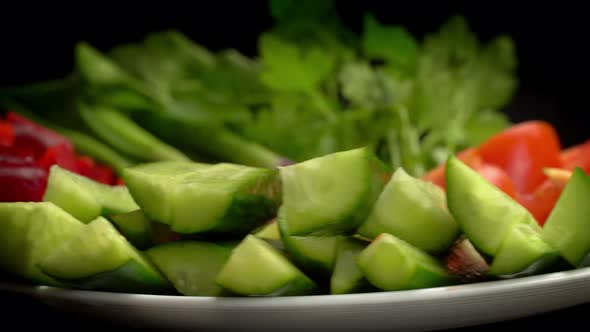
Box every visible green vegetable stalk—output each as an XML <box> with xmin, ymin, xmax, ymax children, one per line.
<box><xmin>0</xmin><ymin>1</ymin><xmax>518</xmax><ymax>175</ymax></box>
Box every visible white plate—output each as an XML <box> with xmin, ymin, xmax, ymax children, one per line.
<box><xmin>2</xmin><ymin>267</ymin><xmax>590</xmax><ymax>332</ymax></box>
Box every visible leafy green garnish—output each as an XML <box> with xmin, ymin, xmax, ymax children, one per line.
<box><xmin>0</xmin><ymin>5</ymin><xmax>518</xmax><ymax>176</ymax></box>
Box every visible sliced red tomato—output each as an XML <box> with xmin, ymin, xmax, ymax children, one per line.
<box><xmin>516</xmin><ymin>179</ymin><xmax>564</xmax><ymax>226</ymax></box>
<box><xmin>422</xmin><ymin>148</ymin><xmax>482</xmax><ymax>189</ymax></box>
<box><xmin>476</xmin><ymin>164</ymin><xmax>518</xmax><ymax>200</ymax></box>
<box><xmin>560</xmin><ymin>139</ymin><xmax>590</xmax><ymax>173</ymax></box>
<box><xmin>478</xmin><ymin>120</ymin><xmax>562</xmax><ymax>194</ymax></box>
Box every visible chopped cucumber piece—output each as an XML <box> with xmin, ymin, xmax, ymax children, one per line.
<box><xmin>488</xmin><ymin>223</ymin><xmax>560</xmax><ymax>277</ymax></box>
<box><xmin>39</xmin><ymin>217</ymin><xmax>171</xmax><ymax>293</ymax></box>
<box><xmin>278</xmin><ymin>147</ymin><xmax>388</xmax><ymax>236</ymax></box>
<box><xmin>330</xmin><ymin>237</ymin><xmax>373</xmax><ymax>295</ymax></box>
<box><xmin>357</xmin><ymin>233</ymin><xmax>454</xmax><ymax>291</ymax></box>
<box><xmin>110</xmin><ymin>210</ymin><xmax>181</xmax><ymax>250</ymax></box>
<box><xmin>216</xmin><ymin>235</ymin><xmax>317</xmax><ymax>296</ymax></box>
<box><xmin>0</xmin><ymin>202</ymin><xmax>83</xmax><ymax>286</ymax></box>
<box><xmin>445</xmin><ymin>156</ymin><xmax>539</xmax><ymax>256</ymax></box>
<box><xmin>542</xmin><ymin>168</ymin><xmax>590</xmax><ymax>266</ymax></box>
<box><xmin>358</xmin><ymin>167</ymin><xmax>459</xmax><ymax>253</ymax></box>
<box><xmin>123</xmin><ymin>161</ymin><xmax>280</xmax><ymax>235</ymax></box>
<box><xmin>43</xmin><ymin>165</ymin><xmax>138</xmax><ymax>223</ymax></box>
<box><xmin>282</xmin><ymin>234</ymin><xmax>341</xmax><ymax>278</ymax></box>
<box><xmin>145</xmin><ymin>241</ymin><xmax>233</xmax><ymax>296</ymax></box>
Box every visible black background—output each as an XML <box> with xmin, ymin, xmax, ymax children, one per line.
<box><xmin>1</xmin><ymin>1</ymin><xmax>589</xmax><ymax>330</ymax></box>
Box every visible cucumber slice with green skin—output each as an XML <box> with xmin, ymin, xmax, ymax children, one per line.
<box><xmin>145</xmin><ymin>241</ymin><xmax>233</xmax><ymax>296</ymax></box>
<box><xmin>542</xmin><ymin>168</ymin><xmax>590</xmax><ymax>266</ymax></box>
<box><xmin>215</xmin><ymin>235</ymin><xmax>317</xmax><ymax>296</ymax></box>
<box><xmin>357</xmin><ymin>167</ymin><xmax>459</xmax><ymax>254</ymax></box>
<box><xmin>123</xmin><ymin>161</ymin><xmax>280</xmax><ymax>235</ymax></box>
<box><xmin>0</xmin><ymin>202</ymin><xmax>84</xmax><ymax>286</ymax></box>
<box><xmin>278</xmin><ymin>147</ymin><xmax>388</xmax><ymax>236</ymax></box>
<box><xmin>445</xmin><ymin>156</ymin><xmax>539</xmax><ymax>256</ymax></box>
<box><xmin>357</xmin><ymin>233</ymin><xmax>455</xmax><ymax>291</ymax></box>
<box><xmin>488</xmin><ymin>223</ymin><xmax>561</xmax><ymax>277</ymax></box>
<box><xmin>109</xmin><ymin>210</ymin><xmax>182</xmax><ymax>250</ymax></box>
<box><xmin>277</xmin><ymin>213</ymin><xmax>341</xmax><ymax>278</ymax></box>
<box><xmin>252</xmin><ymin>220</ymin><xmax>285</xmax><ymax>251</ymax></box>
<box><xmin>43</xmin><ymin>165</ymin><xmax>139</xmax><ymax>223</ymax></box>
<box><xmin>39</xmin><ymin>217</ymin><xmax>171</xmax><ymax>293</ymax></box>
<box><xmin>282</xmin><ymin>234</ymin><xmax>341</xmax><ymax>278</ymax></box>
<box><xmin>330</xmin><ymin>237</ymin><xmax>375</xmax><ymax>295</ymax></box>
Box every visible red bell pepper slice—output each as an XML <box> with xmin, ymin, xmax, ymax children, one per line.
<box><xmin>0</xmin><ymin>121</ymin><xmax>15</xmax><ymax>147</ymax></box>
<box><xmin>37</xmin><ymin>144</ymin><xmax>79</xmax><ymax>174</ymax></box>
<box><xmin>5</xmin><ymin>112</ymin><xmax>74</xmax><ymax>158</ymax></box>
<box><xmin>0</xmin><ymin>166</ymin><xmax>48</xmax><ymax>202</ymax></box>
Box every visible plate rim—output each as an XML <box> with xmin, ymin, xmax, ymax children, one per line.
<box><xmin>2</xmin><ymin>265</ymin><xmax>590</xmax><ymax>307</ymax></box>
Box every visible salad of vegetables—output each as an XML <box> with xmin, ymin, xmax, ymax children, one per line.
<box><xmin>0</xmin><ymin>114</ymin><xmax>589</xmax><ymax>296</ymax></box>
<box><xmin>1</xmin><ymin>0</ymin><xmax>589</xmax><ymax>298</ymax></box>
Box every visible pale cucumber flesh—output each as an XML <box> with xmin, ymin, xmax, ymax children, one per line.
<box><xmin>39</xmin><ymin>217</ymin><xmax>170</xmax><ymax>292</ymax></box>
<box><xmin>43</xmin><ymin>165</ymin><xmax>138</xmax><ymax>223</ymax></box>
<box><xmin>278</xmin><ymin>147</ymin><xmax>386</xmax><ymax>236</ymax></box>
<box><xmin>215</xmin><ymin>235</ymin><xmax>317</xmax><ymax>296</ymax></box>
<box><xmin>358</xmin><ymin>167</ymin><xmax>459</xmax><ymax>254</ymax></box>
<box><xmin>330</xmin><ymin>237</ymin><xmax>374</xmax><ymax>295</ymax></box>
<box><xmin>357</xmin><ymin>233</ymin><xmax>454</xmax><ymax>291</ymax></box>
<box><xmin>123</xmin><ymin>161</ymin><xmax>279</xmax><ymax>235</ymax></box>
<box><xmin>145</xmin><ymin>241</ymin><xmax>233</xmax><ymax>296</ymax></box>
<box><xmin>0</xmin><ymin>202</ymin><xmax>84</xmax><ymax>286</ymax></box>
<box><xmin>488</xmin><ymin>223</ymin><xmax>560</xmax><ymax>276</ymax></box>
<box><xmin>445</xmin><ymin>156</ymin><xmax>539</xmax><ymax>256</ymax></box>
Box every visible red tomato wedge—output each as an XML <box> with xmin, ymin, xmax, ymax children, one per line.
<box><xmin>422</xmin><ymin>148</ymin><xmax>482</xmax><ymax>189</ymax></box>
<box><xmin>516</xmin><ymin>179</ymin><xmax>565</xmax><ymax>226</ymax></box>
<box><xmin>560</xmin><ymin>139</ymin><xmax>590</xmax><ymax>173</ymax></box>
<box><xmin>478</xmin><ymin>120</ymin><xmax>562</xmax><ymax>194</ymax></box>
<box><xmin>476</xmin><ymin>164</ymin><xmax>518</xmax><ymax>200</ymax></box>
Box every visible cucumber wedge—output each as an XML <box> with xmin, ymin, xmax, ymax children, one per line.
<box><xmin>445</xmin><ymin>156</ymin><xmax>539</xmax><ymax>256</ymax></box>
<box><xmin>145</xmin><ymin>241</ymin><xmax>233</xmax><ymax>296</ymax></box>
<box><xmin>215</xmin><ymin>235</ymin><xmax>317</xmax><ymax>296</ymax></box>
<box><xmin>123</xmin><ymin>161</ymin><xmax>280</xmax><ymax>235</ymax></box>
<box><xmin>542</xmin><ymin>168</ymin><xmax>590</xmax><ymax>266</ymax></box>
<box><xmin>488</xmin><ymin>223</ymin><xmax>561</xmax><ymax>277</ymax></box>
<box><xmin>282</xmin><ymin>234</ymin><xmax>341</xmax><ymax>278</ymax></box>
<box><xmin>357</xmin><ymin>167</ymin><xmax>459</xmax><ymax>253</ymax></box>
<box><xmin>330</xmin><ymin>237</ymin><xmax>374</xmax><ymax>295</ymax></box>
<box><xmin>43</xmin><ymin>165</ymin><xmax>139</xmax><ymax>223</ymax></box>
<box><xmin>0</xmin><ymin>202</ymin><xmax>84</xmax><ymax>286</ymax></box>
<box><xmin>110</xmin><ymin>210</ymin><xmax>181</xmax><ymax>250</ymax></box>
<box><xmin>445</xmin><ymin>157</ymin><xmax>562</xmax><ymax>277</ymax></box>
<box><xmin>278</xmin><ymin>147</ymin><xmax>388</xmax><ymax>236</ymax></box>
<box><xmin>357</xmin><ymin>233</ymin><xmax>454</xmax><ymax>291</ymax></box>
<box><xmin>39</xmin><ymin>217</ymin><xmax>172</xmax><ymax>294</ymax></box>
